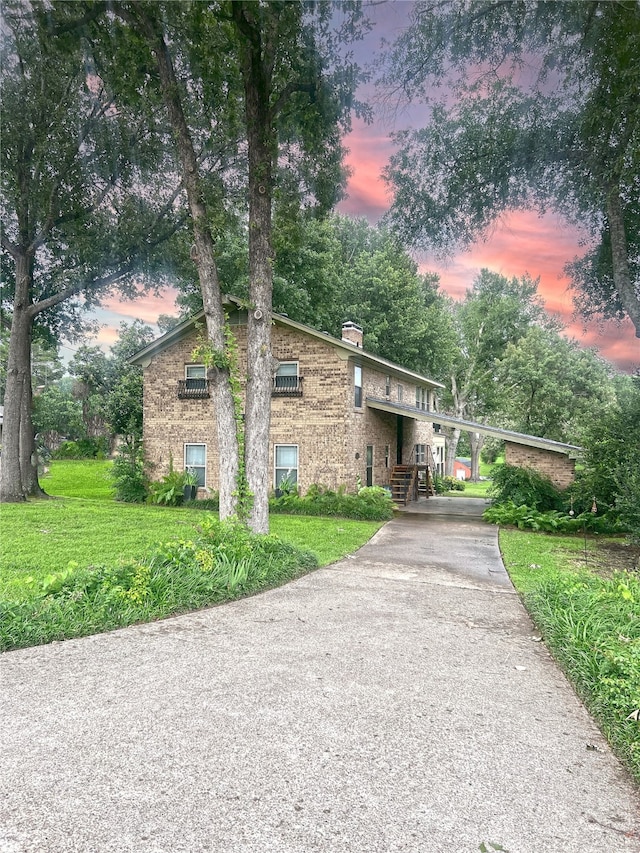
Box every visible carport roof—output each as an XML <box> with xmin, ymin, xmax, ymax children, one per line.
<box><xmin>366</xmin><ymin>397</ymin><xmax>582</xmax><ymax>457</ymax></box>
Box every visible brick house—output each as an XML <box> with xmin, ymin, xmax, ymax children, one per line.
<box><xmin>131</xmin><ymin>299</ymin><xmax>445</xmax><ymax>501</ymax></box>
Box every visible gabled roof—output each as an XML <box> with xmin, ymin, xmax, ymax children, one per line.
<box><xmin>366</xmin><ymin>397</ymin><xmax>582</xmax><ymax>457</ymax></box>
<box><xmin>130</xmin><ymin>295</ymin><xmax>445</xmax><ymax>390</ymax></box>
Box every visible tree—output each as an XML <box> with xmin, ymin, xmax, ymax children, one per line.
<box><xmin>381</xmin><ymin>0</ymin><xmax>640</xmax><ymax>337</ymax></box>
<box><xmin>493</xmin><ymin>326</ymin><xmax>614</xmax><ymax>442</ymax></box>
<box><xmin>440</xmin><ymin>270</ymin><xmax>549</xmax><ymax>478</ymax></box>
<box><xmin>576</xmin><ymin>375</ymin><xmax>640</xmax><ymax>538</ymax></box>
<box><xmin>102</xmin><ymin>1</ymin><xmax>363</xmax><ymax>532</ymax></box>
<box><xmin>0</xmin><ymin>1</ymin><xmax>186</xmax><ymax>502</ymax></box>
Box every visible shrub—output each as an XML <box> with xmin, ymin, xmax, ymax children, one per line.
<box><xmin>111</xmin><ymin>439</ymin><xmax>147</xmax><ymax>502</ymax></box>
<box><xmin>269</xmin><ymin>483</ymin><xmax>394</xmax><ymax>521</ymax></box>
<box><xmin>53</xmin><ymin>437</ymin><xmax>110</xmax><ymax>460</ymax></box>
<box><xmin>489</xmin><ymin>464</ymin><xmax>564</xmax><ymax>511</ymax></box>
<box><xmin>433</xmin><ymin>474</ymin><xmax>465</xmax><ymax>494</ymax></box>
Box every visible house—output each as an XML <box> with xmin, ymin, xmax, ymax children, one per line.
<box><xmin>131</xmin><ymin>298</ymin><xmax>446</xmax><ymax>503</ymax></box>
<box><xmin>453</xmin><ymin>458</ymin><xmax>471</xmax><ymax>481</ymax></box>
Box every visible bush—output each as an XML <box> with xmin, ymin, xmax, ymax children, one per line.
<box><xmin>148</xmin><ymin>469</ymin><xmax>190</xmax><ymax>506</ymax></box>
<box><xmin>0</xmin><ymin>518</ymin><xmax>318</xmax><ymax>651</ymax></box>
<box><xmin>269</xmin><ymin>484</ymin><xmax>394</xmax><ymax>521</ymax></box>
<box><xmin>489</xmin><ymin>464</ymin><xmax>564</xmax><ymax>511</ymax></box>
<box><xmin>53</xmin><ymin>437</ymin><xmax>110</xmax><ymax>460</ymax></box>
<box><xmin>111</xmin><ymin>439</ymin><xmax>147</xmax><ymax>502</ymax></box>
<box><xmin>433</xmin><ymin>474</ymin><xmax>465</xmax><ymax>494</ymax></box>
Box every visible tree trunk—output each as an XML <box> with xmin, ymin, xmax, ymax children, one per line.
<box><xmin>469</xmin><ymin>431</ymin><xmax>485</xmax><ymax>482</ymax></box>
<box><xmin>238</xmin><ymin>15</ymin><xmax>275</xmax><ymax>535</ymax></box>
<box><xmin>0</xmin><ymin>253</ymin><xmax>37</xmax><ymax>503</ymax></box>
<box><xmin>606</xmin><ymin>186</ymin><xmax>640</xmax><ymax>338</ymax></box>
<box><xmin>444</xmin><ymin>426</ymin><xmax>460</xmax><ymax>477</ymax></box>
<box><xmin>142</xmin><ymin>10</ymin><xmax>240</xmax><ymax>519</ymax></box>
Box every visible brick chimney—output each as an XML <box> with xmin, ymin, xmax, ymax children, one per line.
<box><xmin>341</xmin><ymin>321</ymin><xmax>363</xmax><ymax>348</ymax></box>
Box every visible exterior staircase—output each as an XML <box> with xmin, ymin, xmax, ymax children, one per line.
<box><xmin>390</xmin><ymin>449</ymin><xmax>436</xmax><ymax>506</ymax></box>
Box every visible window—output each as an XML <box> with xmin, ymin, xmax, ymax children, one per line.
<box><xmin>274</xmin><ymin>361</ymin><xmax>300</xmax><ymax>394</ymax></box>
<box><xmin>384</xmin><ymin>445</ymin><xmax>390</xmax><ymax>468</ymax></box>
<box><xmin>354</xmin><ymin>365</ymin><xmax>363</xmax><ymax>407</ymax></box>
<box><xmin>178</xmin><ymin>364</ymin><xmax>209</xmax><ymax>399</ymax></box>
<box><xmin>416</xmin><ymin>387</ymin><xmax>427</xmax><ymax>411</ymax></box>
<box><xmin>385</xmin><ymin>375</ymin><xmax>391</xmax><ymax>397</ymax></box>
<box><xmin>366</xmin><ymin>445</ymin><xmax>374</xmax><ymax>487</ymax></box>
<box><xmin>275</xmin><ymin>445</ymin><xmax>298</xmax><ymax>488</ymax></box>
<box><xmin>397</xmin><ymin>384</ymin><xmax>403</xmax><ymax>403</ymax></box>
<box><xmin>186</xmin><ymin>364</ymin><xmax>206</xmax><ymax>387</ymax></box>
<box><xmin>185</xmin><ymin>444</ymin><xmax>206</xmax><ymax>487</ymax></box>
<box><xmin>415</xmin><ymin>444</ymin><xmax>426</xmax><ymax>464</ymax></box>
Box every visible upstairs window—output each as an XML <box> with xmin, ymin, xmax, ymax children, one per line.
<box><xmin>416</xmin><ymin>387</ymin><xmax>428</xmax><ymax>411</ymax></box>
<box><xmin>385</xmin><ymin>375</ymin><xmax>391</xmax><ymax>397</ymax></box>
<box><xmin>186</xmin><ymin>364</ymin><xmax>206</xmax><ymax>387</ymax></box>
<box><xmin>178</xmin><ymin>365</ymin><xmax>209</xmax><ymax>399</ymax></box>
<box><xmin>273</xmin><ymin>362</ymin><xmax>302</xmax><ymax>395</ymax></box>
<box><xmin>354</xmin><ymin>365</ymin><xmax>363</xmax><ymax>407</ymax></box>
<box><xmin>397</xmin><ymin>384</ymin><xmax>403</xmax><ymax>403</ymax></box>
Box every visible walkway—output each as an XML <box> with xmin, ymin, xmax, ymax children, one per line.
<box><xmin>1</xmin><ymin>499</ymin><xmax>638</xmax><ymax>852</ymax></box>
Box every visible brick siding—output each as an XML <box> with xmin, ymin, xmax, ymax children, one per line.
<box><xmin>504</xmin><ymin>442</ymin><xmax>576</xmax><ymax>490</ymax></box>
<box><xmin>142</xmin><ymin>316</ymin><xmax>436</xmax><ymax>495</ymax></box>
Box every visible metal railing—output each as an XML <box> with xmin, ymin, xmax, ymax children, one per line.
<box><xmin>272</xmin><ymin>375</ymin><xmax>304</xmax><ymax>397</ymax></box>
<box><xmin>177</xmin><ymin>379</ymin><xmax>210</xmax><ymax>399</ymax></box>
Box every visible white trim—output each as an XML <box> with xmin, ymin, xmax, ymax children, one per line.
<box><xmin>274</xmin><ymin>443</ymin><xmax>299</xmax><ymax>488</ymax></box>
<box><xmin>184</xmin><ymin>443</ymin><xmax>207</xmax><ymax>488</ymax></box>
<box><xmin>185</xmin><ymin>364</ymin><xmax>206</xmax><ymax>380</ymax></box>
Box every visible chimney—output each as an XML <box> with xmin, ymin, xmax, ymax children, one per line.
<box><xmin>341</xmin><ymin>321</ymin><xmax>363</xmax><ymax>348</ymax></box>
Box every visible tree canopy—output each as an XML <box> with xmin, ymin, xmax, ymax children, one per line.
<box><xmin>380</xmin><ymin>0</ymin><xmax>640</xmax><ymax>337</ymax></box>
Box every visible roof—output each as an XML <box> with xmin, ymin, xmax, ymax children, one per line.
<box><xmin>366</xmin><ymin>397</ymin><xmax>582</xmax><ymax>457</ymax></box>
<box><xmin>130</xmin><ymin>295</ymin><xmax>445</xmax><ymax>390</ymax></box>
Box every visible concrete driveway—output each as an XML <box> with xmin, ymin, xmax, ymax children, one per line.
<box><xmin>1</xmin><ymin>498</ymin><xmax>638</xmax><ymax>853</ymax></box>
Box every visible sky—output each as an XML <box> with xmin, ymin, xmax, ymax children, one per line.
<box><xmin>65</xmin><ymin>1</ymin><xmax>638</xmax><ymax>375</ymax></box>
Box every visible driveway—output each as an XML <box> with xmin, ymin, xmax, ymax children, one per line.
<box><xmin>1</xmin><ymin>499</ymin><xmax>638</xmax><ymax>853</ymax></box>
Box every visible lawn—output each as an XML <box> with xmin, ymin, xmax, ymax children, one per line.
<box><xmin>1</xmin><ymin>460</ymin><xmax>382</xmax><ymax>602</ymax></box>
<box><xmin>499</xmin><ymin>527</ymin><xmax>640</xmax><ymax>784</ymax></box>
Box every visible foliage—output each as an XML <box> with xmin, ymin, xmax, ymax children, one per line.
<box><xmin>489</xmin><ymin>464</ymin><xmax>564</xmax><ymax>512</ymax></box>
<box><xmin>433</xmin><ymin>475</ymin><xmax>465</xmax><ymax>494</ymax></box>
<box><xmin>111</xmin><ymin>438</ymin><xmax>147</xmax><ymax>503</ymax></box>
<box><xmin>32</xmin><ymin>385</ymin><xmax>86</xmax><ymax>450</ymax></box>
<box><xmin>493</xmin><ymin>326</ymin><xmax>613</xmax><ymax>441</ymax></box>
<box><xmin>501</xmin><ymin>527</ymin><xmax>640</xmax><ymax>782</ymax></box>
<box><xmin>52</xmin><ymin>437</ymin><xmax>110</xmax><ymax>460</ymax></box>
<box><xmin>0</xmin><ymin>518</ymin><xmax>318</xmax><ymax>651</ymax></box>
<box><xmin>148</xmin><ymin>468</ymin><xmax>192</xmax><ymax>507</ymax></box>
<box><xmin>483</xmin><ymin>501</ymin><xmax>621</xmax><ymax>535</ymax></box>
<box><xmin>269</xmin><ymin>483</ymin><xmax>395</xmax><ymax>521</ymax></box>
<box><xmin>381</xmin><ymin>1</ymin><xmax>640</xmax><ymax>334</ymax></box>
<box><xmin>573</xmin><ymin>376</ymin><xmax>640</xmax><ymax>541</ymax></box>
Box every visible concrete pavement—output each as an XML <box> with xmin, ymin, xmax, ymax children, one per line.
<box><xmin>1</xmin><ymin>498</ymin><xmax>638</xmax><ymax>852</ymax></box>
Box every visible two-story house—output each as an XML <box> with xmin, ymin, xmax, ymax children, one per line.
<box><xmin>131</xmin><ymin>298</ymin><xmax>446</xmax><ymax>502</ymax></box>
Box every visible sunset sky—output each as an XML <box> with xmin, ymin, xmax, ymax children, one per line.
<box><xmin>71</xmin><ymin>1</ymin><xmax>639</xmax><ymax>375</ymax></box>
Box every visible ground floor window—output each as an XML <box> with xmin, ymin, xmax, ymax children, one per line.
<box><xmin>275</xmin><ymin>444</ymin><xmax>298</xmax><ymax>489</ymax></box>
<box><xmin>415</xmin><ymin>444</ymin><xmax>426</xmax><ymax>464</ymax></box>
<box><xmin>185</xmin><ymin>443</ymin><xmax>206</xmax><ymax>487</ymax></box>
<box><xmin>384</xmin><ymin>445</ymin><xmax>390</xmax><ymax>468</ymax></box>
<box><xmin>366</xmin><ymin>445</ymin><xmax>374</xmax><ymax>487</ymax></box>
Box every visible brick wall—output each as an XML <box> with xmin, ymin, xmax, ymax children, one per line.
<box><xmin>142</xmin><ymin>317</ymin><xmax>437</xmax><ymax>495</ymax></box>
<box><xmin>504</xmin><ymin>442</ymin><xmax>576</xmax><ymax>490</ymax></box>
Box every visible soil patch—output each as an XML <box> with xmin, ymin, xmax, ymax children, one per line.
<box><xmin>571</xmin><ymin>538</ymin><xmax>640</xmax><ymax>578</ymax></box>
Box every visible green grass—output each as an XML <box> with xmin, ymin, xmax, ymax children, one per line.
<box><xmin>500</xmin><ymin>528</ymin><xmax>640</xmax><ymax>783</ymax></box>
<box><xmin>41</xmin><ymin>458</ymin><xmax>114</xmax><ymax>500</ymax></box>
<box><xmin>446</xmin><ymin>479</ymin><xmax>493</xmax><ymax>498</ymax></box>
<box><xmin>0</xmin><ymin>499</ymin><xmax>380</xmax><ymax>602</ymax></box>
